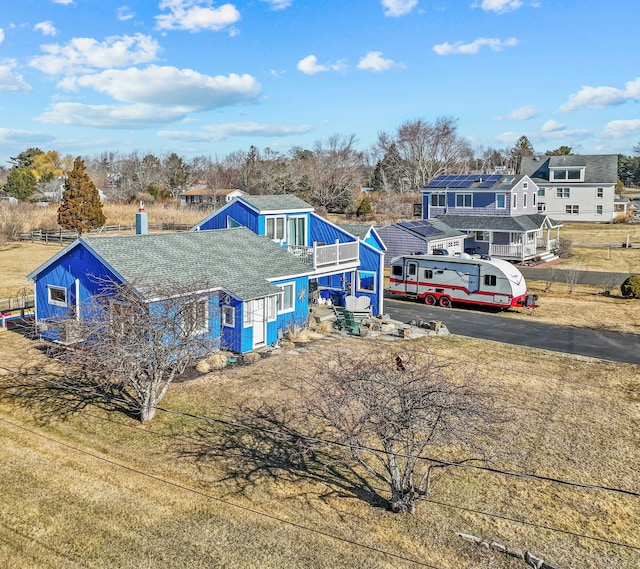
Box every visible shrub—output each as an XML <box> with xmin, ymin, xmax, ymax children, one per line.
<box><xmin>556</xmin><ymin>237</ymin><xmax>573</xmax><ymax>259</ymax></box>
<box><xmin>620</xmin><ymin>275</ymin><xmax>640</xmax><ymax>299</ymax></box>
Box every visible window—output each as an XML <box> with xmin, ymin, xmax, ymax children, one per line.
<box><xmin>496</xmin><ymin>194</ymin><xmax>506</xmax><ymax>209</ymax></box>
<box><xmin>556</xmin><ymin>187</ymin><xmax>570</xmax><ymax>198</ymax></box>
<box><xmin>551</xmin><ymin>168</ymin><xmax>584</xmax><ymax>181</ymax></box>
<box><xmin>227</xmin><ymin>216</ymin><xmax>241</xmax><ymax>228</ymax></box>
<box><xmin>357</xmin><ymin>270</ymin><xmax>376</xmax><ymax>293</ymax></box>
<box><xmin>512</xmin><ymin>194</ymin><xmax>517</xmax><ymax>209</ymax></box>
<box><xmin>538</xmin><ymin>202</ymin><xmax>546</xmax><ymax>212</ymax></box>
<box><xmin>484</xmin><ymin>274</ymin><xmax>497</xmax><ymax>286</ymax></box>
<box><xmin>475</xmin><ymin>231</ymin><xmax>490</xmax><ymax>242</ymax></box>
<box><xmin>565</xmin><ymin>205</ymin><xmax>580</xmax><ymax>215</ymax></box>
<box><xmin>266</xmin><ymin>216</ymin><xmax>285</xmax><ymax>241</ymax></box>
<box><xmin>48</xmin><ymin>285</ymin><xmax>67</xmax><ymax>307</ymax></box>
<box><xmin>184</xmin><ymin>298</ymin><xmax>208</xmax><ymax>334</ymax></box>
<box><xmin>278</xmin><ymin>283</ymin><xmax>295</xmax><ymax>314</ymax></box>
<box><xmin>423</xmin><ymin>269</ymin><xmax>433</xmax><ymax>279</ymax></box>
<box><xmin>392</xmin><ymin>265</ymin><xmax>403</xmax><ymax>277</ymax></box>
<box><xmin>538</xmin><ymin>188</ymin><xmax>546</xmax><ymax>197</ymax></box>
<box><xmin>523</xmin><ymin>181</ymin><xmax>529</xmax><ymax>190</ymax></box>
<box><xmin>430</xmin><ymin>193</ymin><xmax>446</xmax><ymax>207</ymax></box>
<box><xmin>523</xmin><ymin>193</ymin><xmax>527</xmax><ymax>208</ymax></box>
<box><xmin>503</xmin><ymin>176</ymin><xmax>515</xmax><ymax>183</ymax></box>
<box><xmin>596</xmin><ymin>187</ymin><xmax>604</xmax><ymax>199</ymax></box>
<box><xmin>532</xmin><ymin>193</ymin><xmax>537</xmax><ymax>207</ymax></box>
<box><xmin>288</xmin><ymin>216</ymin><xmax>306</xmax><ymax>246</ymax></box>
<box><xmin>596</xmin><ymin>205</ymin><xmax>603</xmax><ymax>216</ymax></box>
<box><xmin>222</xmin><ymin>306</ymin><xmax>235</xmax><ymax>327</ymax></box>
<box><xmin>455</xmin><ymin>193</ymin><xmax>472</xmax><ymax>208</ymax></box>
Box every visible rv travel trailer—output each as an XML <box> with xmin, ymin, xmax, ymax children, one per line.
<box><xmin>388</xmin><ymin>253</ymin><xmax>537</xmax><ymax>309</ymax></box>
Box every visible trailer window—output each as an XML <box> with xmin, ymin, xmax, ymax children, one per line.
<box><xmin>392</xmin><ymin>265</ymin><xmax>403</xmax><ymax>277</ymax></box>
<box><xmin>407</xmin><ymin>264</ymin><xmax>417</xmax><ymax>276</ymax></box>
<box><xmin>423</xmin><ymin>269</ymin><xmax>433</xmax><ymax>279</ymax></box>
<box><xmin>484</xmin><ymin>275</ymin><xmax>497</xmax><ymax>286</ymax></box>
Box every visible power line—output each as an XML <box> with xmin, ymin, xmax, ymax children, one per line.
<box><xmin>1</xmin><ymin>365</ymin><xmax>638</xmax><ymax>499</ymax></box>
<box><xmin>0</xmin><ymin>415</ymin><xmax>443</xmax><ymax>569</ymax></box>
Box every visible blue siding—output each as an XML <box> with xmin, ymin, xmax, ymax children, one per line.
<box><xmin>356</xmin><ymin>243</ymin><xmax>382</xmax><ymax>315</ymax></box>
<box><xmin>273</xmin><ymin>275</ymin><xmax>309</xmax><ymax>334</ymax></box>
<box><xmin>197</xmin><ymin>201</ymin><xmax>260</xmax><ymax>233</ymax></box>
<box><xmin>309</xmin><ymin>214</ymin><xmax>356</xmax><ymax>245</ymax></box>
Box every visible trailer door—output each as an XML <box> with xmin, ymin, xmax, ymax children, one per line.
<box><xmin>406</xmin><ymin>261</ymin><xmax>419</xmax><ymax>295</ymax></box>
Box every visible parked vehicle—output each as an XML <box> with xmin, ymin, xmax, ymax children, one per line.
<box><xmin>387</xmin><ymin>253</ymin><xmax>537</xmax><ymax>309</ymax></box>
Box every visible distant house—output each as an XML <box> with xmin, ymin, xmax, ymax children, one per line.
<box><xmin>180</xmin><ymin>186</ymin><xmax>246</xmax><ymax>207</ymax></box>
<box><xmin>421</xmin><ymin>173</ymin><xmax>562</xmax><ymax>263</ymax></box>
<box><xmin>192</xmin><ymin>195</ymin><xmax>386</xmax><ymax>315</ymax></box>
<box><xmin>376</xmin><ymin>220</ymin><xmax>467</xmax><ymax>267</ymax></box>
<box><xmin>27</xmin><ymin>223</ymin><xmax>312</xmax><ymax>353</ymax></box>
<box><xmin>519</xmin><ymin>154</ymin><xmax>621</xmax><ymax>222</ymax></box>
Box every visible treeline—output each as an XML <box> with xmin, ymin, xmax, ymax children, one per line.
<box><xmin>1</xmin><ymin>118</ymin><xmax>638</xmax><ymax>213</ymax></box>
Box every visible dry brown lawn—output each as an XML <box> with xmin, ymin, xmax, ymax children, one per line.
<box><xmin>0</xmin><ymin>330</ymin><xmax>638</xmax><ymax>568</ymax></box>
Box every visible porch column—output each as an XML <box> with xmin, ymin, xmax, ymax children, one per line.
<box><xmin>521</xmin><ymin>234</ymin><xmax>526</xmax><ymax>263</ymax></box>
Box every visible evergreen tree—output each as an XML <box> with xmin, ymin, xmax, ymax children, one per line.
<box><xmin>545</xmin><ymin>145</ymin><xmax>572</xmax><ymax>156</ymax></box>
<box><xmin>3</xmin><ymin>167</ymin><xmax>37</xmax><ymax>200</ymax></box>
<box><xmin>58</xmin><ymin>156</ymin><xmax>105</xmax><ymax>235</ymax></box>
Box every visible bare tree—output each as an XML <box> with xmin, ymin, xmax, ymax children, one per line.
<box><xmin>60</xmin><ymin>278</ymin><xmax>221</xmax><ymax>421</ymax></box>
<box><xmin>297</xmin><ymin>347</ymin><xmax>502</xmax><ymax>513</ymax></box>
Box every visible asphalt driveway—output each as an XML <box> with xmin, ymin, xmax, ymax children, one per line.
<box><xmin>383</xmin><ymin>296</ymin><xmax>640</xmax><ymax>365</ymax></box>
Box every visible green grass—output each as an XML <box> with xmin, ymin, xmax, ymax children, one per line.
<box><xmin>0</xmin><ymin>332</ymin><xmax>638</xmax><ymax>568</ymax></box>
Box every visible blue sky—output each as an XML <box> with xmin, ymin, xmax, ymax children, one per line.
<box><xmin>1</xmin><ymin>0</ymin><xmax>639</xmax><ymax>165</ymax></box>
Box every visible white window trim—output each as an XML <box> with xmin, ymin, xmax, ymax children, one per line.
<box><xmin>431</xmin><ymin>193</ymin><xmax>446</xmax><ymax>207</ymax></box>
<box><xmin>266</xmin><ymin>215</ymin><xmax>286</xmax><ymax>242</ymax></box>
<box><xmin>267</xmin><ymin>295</ymin><xmax>277</xmax><ymax>322</ymax></box>
<box><xmin>565</xmin><ymin>204</ymin><xmax>580</xmax><ymax>215</ymax></box>
<box><xmin>222</xmin><ymin>305</ymin><xmax>235</xmax><ymax>328</ymax></box>
<box><xmin>596</xmin><ymin>187</ymin><xmax>604</xmax><ymax>199</ymax></box>
<box><xmin>455</xmin><ymin>193</ymin><xmax>472</xmax><ymax>208</ymax></box>
<box><xmin>523</xmin><ymin>193</ymin><xmax>527</xmax><ymax>208</ymax></box>
<box><xmin>356</xmin><ymin>270</ymin><xmax>376</xmax><ymax>294</ymax></box>
<box><xmin>523</xmin><ymin>181</ymin><xmax>529</xmax><ymax>190</ymax></box>
<box><xmin>512</xmin><ymin>194</ymin><xmax>517</xmax><ymax>209</ymax></box>
<box><xmin>556</xmin><ymin>187</ymin><xmax>571</xmax><ymax>198</ymax></box>
<box><xmin>496</xmin><ymin>193</ymin><xmax>506</xmax><ymax>209</ymax></box>
<box><xmin>287</xmin><ymin>215</ymin><xmax>307</xmax><ymax>246</ymax></box>
<box><xmin>532</xmin><ymin>192</ymin><xmax>537</xmax><ymax>207</ymax></box>
<box><xmin>550</xmin><ymin>167</ymin><xmax>584</xmax><ymax>182</ymax></box>
<box><xmin>47</xmin><ymin>285</ymin><xmax>67</xmax><ymax>307</ymax></box>
<box><xmin>227</xmin><ymin>215</ymin><xmax>241</xmax><ymax>228</ymax></box>
<box><xmin>277</xmin><ymin>282</ymin><xmax>295</xmax><ymax>314</ymax></box>
<box><xmin>185</xmin><ymin>297</ymin><xmax>208</xmax><ymax>335</ymax></box>
<box><xmin>475</xmin><ymin>231</ymin><xmax>490</xmax><ymax>242</ymax></box>
<box><xmin>596</xmin><ymin>205</ymin><xmax>603</xmax><ymax>216</ymax></box>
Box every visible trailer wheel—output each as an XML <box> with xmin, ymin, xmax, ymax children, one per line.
<box><xmin>424</xmin><ymin>294</ymin><xmax>437</xmax><ymax>306</ymax></box>
<box><xmin>439</xmin><ymin>296</ymin><xmax>452</xmax><ymax>308</ymax></box>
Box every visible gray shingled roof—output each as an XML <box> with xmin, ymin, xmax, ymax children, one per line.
<box><xmin>439</xmin><ymin>214</ymin><xmax>552</xmax><ymax>232</ymax></box>
<box><xmin>82</xmin><ymin>227</ymin><xmax>311</xmax><ymax>301</ymax></box>
<box><xmin>241</xmin><ymin>194</ymin><xmax>313</xmax><ymax>212</ymax></box>
<box><xmin>337</xmin><ymin>223</ymin><xmax>371</xmax><ymax>240</ymax></box>
<box><xmin>520</xmin><ymin>154</ymin><xmax>618</xmax><ymax>185</ymax></box>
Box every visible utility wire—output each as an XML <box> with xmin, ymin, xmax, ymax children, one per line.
<box><xmin>0</xmin><ymin>415</ymin><xmax>443</xmax><ymax>569</ymax></box>
<box><xmin>1</xmin><ymin>365</ymin><xmax>638</xmax><ymax>498</ymax></box>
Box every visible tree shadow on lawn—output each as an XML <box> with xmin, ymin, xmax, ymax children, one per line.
<box><xmin>0</xmin><ymin>354</ymin><xmax>138</xmax><ymax>424</ymax></box>
<box><xmin>176</xmin><ymin>402</ymin><xmax>389</xmax><ymax>511</ymax></box>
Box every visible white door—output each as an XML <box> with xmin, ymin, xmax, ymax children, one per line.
<box><xmin>251</xmin><ymin>299</ymin><xmax>266</xmax><ymax>347</ymax></box>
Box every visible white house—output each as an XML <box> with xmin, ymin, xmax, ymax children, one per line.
<box><xmin>519</xmin><ymin>154</ymin><xmax>620</xmax><ymax>222</ymax></box>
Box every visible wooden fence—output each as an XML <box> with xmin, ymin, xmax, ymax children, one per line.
<box><xmin>19</xmin><ymin>223</ymin><xmax>192</xmax><ymax>244</ymax></box>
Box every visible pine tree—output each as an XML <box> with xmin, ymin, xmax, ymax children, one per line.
<box><xmin>58</xmin><ymin>156</ymin><xmax>105</xmax><ymax>235</ymax></box>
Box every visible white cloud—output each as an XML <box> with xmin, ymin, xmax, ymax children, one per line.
<box><xmin>117</xmin><ymin>6</ymin><xmax>136</xmax><ymax>21</ymax></box>
<box><xmin>38</xmin><ymin>66</ymin><xmax>261</xmax><ymax>128</ymax></box>
<box><xmin>59</xmin><ymin>66</ymin><xmax>260</xmax><ymax>108</ymax></box>
<box><xmin>29</xmin><ymin>34</ymin><xmax>161</xmax><ymax>75</ymax></box>
<box><xmin>541</xmin><ymin>119</ymin><xmax>564</xmax><ymax>132</ymax></box>
<box><xmin>0</xmin><ymin>29</ymin><xmax>4</xmax><ymax>43</ymax></box>
<box><xmin>53</xmin><ymin>0</ymin><xmax>74</xmax><ymax>4</ymax></box>
<box><xmin>0</xmin><ymin>60</ymin><xmax>32</xmax><ymax>92</ymax></box>
<box><xmin>601</xmin><ymin>119</ymin><xmax>640</xmax><ymax>139</ymax></box>
<box><xmin>34</xmin><ymin>21</ymin><xmax>57</xmax><ymax>36</ymax></box>
<box><xmin>433</xmin><ymin>37</ymin><xmax>517</xmax><ymax>55</ymax></box>
<box><xmin>297</xmin><ymin>55</ymin><xmax>327</xmax><ymax>75</ymax></box>
<box><xmin>261</xmin><ymin>0</ymin><xmax>292</xmax><ymax>9</ymax></box>
<box><xmin>476</xmin><ymin>0</ymin><xmax>523</xmax><ymax>13</ymax></box>
<box><xmin>357</xmin><ymin>51</ymin><xmax>398</xmax><ymax>72</ymax></box>
<box><xmin>159</xmin><ymin>121</ymin><xmax>313</xmax><ymax>141</ymax></box>
<box><xmin>559</xmin><ymin>78</ymin><xmax>640</xmax><ymax>112</ymax></box>
<box><xmin>155</xmin><ymin>0</ymin><xmax>240</xmax><ymax>32</ymax></box>
<box><xmin>0</xmin><ymin>128</ymin><xmax>55</xmax><ymax>144</ymax></box>
<box><xmin>496</xmin><ymin>105</ymin><xmax>537</xmax><ymax>120</ymax></box>
<box><xmin>297</xmin><ymin>55</ymin><xmax>346</xmax><ymax>75</ymax></box>
<box><xmin>381</xmin><ymin>0</ymin><xmax>418</xmax><ymax>17</ymax></box>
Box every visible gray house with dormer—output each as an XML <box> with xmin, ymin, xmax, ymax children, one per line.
<box><xmin>421</xmin><ymin>174</ymin><xmax>562</xmax><ymax>263</ymax></box>
<box><xmin>519</xmin><ymin>154</ymin><xmax>621</xmax><ymax>222</ymax></box>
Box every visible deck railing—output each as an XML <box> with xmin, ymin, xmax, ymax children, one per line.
<box><xmin>288</xmin><ymin>241</ymin><xmax>359</xmax><ymax>269</ymax></box>
<box><xmin>490</xmin><ymin>243</ymin><xmax>536</xmax><ymax>259</ymax></box>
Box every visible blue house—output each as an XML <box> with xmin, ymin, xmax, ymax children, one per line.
<box><xmin>193</xmin><ymin>195</ymin><xmax>386</xmax><ymax>316</ymax></box>
<box><xmin>421</xmin><ymin>174</ymin><xmax>562</xmax><ymax>263</ymax></box>
<box><xmin>27</xmin><ymin>226</ymin><xmax>313</xmax><ymax>353</ymax></box>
